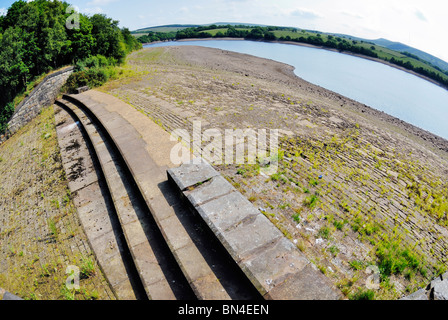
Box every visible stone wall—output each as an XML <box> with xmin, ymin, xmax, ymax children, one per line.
<box><xmin>0</xmin><ymin>66</ymin><xmax>74</xmax><ymax>144</ymax></box>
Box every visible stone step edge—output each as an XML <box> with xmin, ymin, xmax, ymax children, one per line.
<box><xmin>0</xmin><ymin>288</ymin><xmax>22</xmax><ymax>300</ymax></box>
<box><xmin>53</xmin><ymin>103</ymin><xmax>136</xmax><ymax>300</ymax></box>
<box><xmin>57</xmin><ymin>99</ymin><xmax>175</xmax><ymax>300</ymax></box>
<box><xmin>62</xmin><ymin>94</ymin><xmax>231</xmax><ymax>300</ymax></box>
<box><xmin>167</xmin><ymin>160</ymin><xmax>343</xmax><ymax>300</ymax></box>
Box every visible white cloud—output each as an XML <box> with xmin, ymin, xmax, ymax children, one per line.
<box><xmin>179</xmin><ymin>7</ymin><xmax>189</xmax><ymax>14</ymax></box>
<box><xmin>289</xmin><ymin>8</ymin><xmax>322</xmax><ymax>20</ymax></box>
<box><xmin>339</xmin><ymin>10</ymin><xmax>364</xmax><ymax>19</ymax></box>
<box><xmin>0</xmin><ymin>8</ymin><xmax>7</xmax><ymax>16</ymax></box>
<box><xmin>83</xmin><ymin>0</ymin><xmax>118</xmax><ymax>16</ymax></box>
<box><xmin>414</xmin><ymin>9</ymin><xmax>427</xmax><ymax>22</ymax></box>
<box><xmin>81</xmin><ymin>6</ymin><xmax>104</xmax><ymax>15</ymax></box>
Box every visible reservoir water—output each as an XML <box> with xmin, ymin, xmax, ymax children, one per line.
<box><xmin>144</xmin><ymin>40</ymin><xmax>448</xmax><ymax>139</ymax></box>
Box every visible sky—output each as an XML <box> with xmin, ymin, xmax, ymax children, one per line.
<box><xmin>1</xmin><ymin>0</ymin><xmax>447</xmax><ymax>62</ymax></box>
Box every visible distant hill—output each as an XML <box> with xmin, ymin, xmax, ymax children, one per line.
<box><xmin>329</xmin><ymin>34</ymin><xmax>448</xmax><ymax>72</ymax></box>
<box><xmin>370</xmin><ymin>38</ymin><xmax>448</xmax><ymax>72</ymax></box>
<box><xmin>132</xmin><ymin>22</ymin><xmax>267</xmax><ymax>34</ymax></box>
<box><xmin>131</xmin><ymin>24</ymin><xmax>201</xmax><ymax>34</ymax></box>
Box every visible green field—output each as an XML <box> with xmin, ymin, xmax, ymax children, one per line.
<box><xmin>203</xmin><ymin>27</ymin><xmax>251</xmax><ymax>36</ymax></box>
<box><xmin>132</xmin><ymin>32</ymin><xmax>151</xmax><ymax>38</ymax></box>
<box><xmin>131</xmin><ymin>25</ymin><xmax>199</xmax><ymax>35</ymax></box>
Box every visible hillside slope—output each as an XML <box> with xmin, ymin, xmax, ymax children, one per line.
<box><xmin>370</xmin><ymin>38</ymin><xmax>448</xmax><ymax>72</ymax></box>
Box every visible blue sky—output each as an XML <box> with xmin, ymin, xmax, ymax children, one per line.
<box><xmin>1</xmin><ymin>0</ymin><xmax>447</xmax><ymax>62</ymax></box>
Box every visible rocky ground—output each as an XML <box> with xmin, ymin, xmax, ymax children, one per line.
<box><xmin>98</xmin><ymin>45</ymin><xmax>448</xmax><ymax>299</ymax></box>
<box><xmin>0</xmin><ymin>106</ymin><xmax>115</xmax><ymax>300</ymax></box>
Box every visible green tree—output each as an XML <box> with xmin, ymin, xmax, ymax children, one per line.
<box><xmin>66</xmin><ymin>14</ymin><xmax>95</xmax><ymax>62</ymax></box>
<box><xmin>90</xmin><ymin>14</ymin><xmax>126</xmax><ymax>62</ymax></box>
<box><xmin>263</xmin><ymin>31</ymin><xmax>276</xmax><ymax>41</ymax></box>
<box><xmin>121</xmin><ymin>27</ymin><xmax>142</xmax><ymax>53</ymax></box>
<box><xmin>0</xmin><ymin>0</ymin><xmax>142</xmax><ymax>131</ymax></box>
<box><xmin>36</xmin><ymin>0</ymin><xmax>70</xmax><ymax>69</ymax></box>
<box><xmin>0</xmin><ymin>27</ymin><xmax>29</xmax><ymax>105</ymax></box>
<box><xmin>246</xmin><ymin>27</ymin><xmax>264</xmax><ymax>39</ymax></box>
<box><xmin>1</xmin><ymin>0</ymin><xmax>27</xmax><ymax>29</ymax></box>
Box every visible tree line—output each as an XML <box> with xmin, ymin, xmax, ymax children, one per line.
<box><xmin>137</xmin><ymin>25</ymin><xmax>383</xmax><ymax>59</ymax></box>
<box><xmin>138</xmin><ymin>24</ymin><xmax>448</xmax><ymax>90</ymax></box>
<box><xmin>136</xmin><ymin>25</ymin><xmax>277</xmax><ymax>42</ymax></box>
<box><xmin>387</xmin><ymin>57</ymin><xmax>448</xmax><ymax>87</ymax></box>
<box><xmin>137</xmin><ymin>31</ymin><xmax>177</xmax><ymax>43</ymax></box>
<box><xmin>0</xmin><ymin>0</ymin><xmax>141</xmax><ymax>132</ymax></box>
<box><xmin>401</xmin><ymin>51</ymin><xmax>448</xmax><ymax>77</ymax></box>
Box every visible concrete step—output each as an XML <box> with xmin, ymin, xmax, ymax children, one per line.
<box><xmin>53</xmin><ymin>103</ymin><xmax>139</xmax><ymax>300</ymax></box>
<box><xmin>57</xmin><ymin>99</ymin><xmax>178</xmax><ymax>300</ymax></box>
<box><xmin>60</xmin><ymin>94</ymin><xmax>234</xmax><ymax>300</ymax></box>
<box><xmin>168</xmin><ymin>161</ymin><xmax>344</xmax><ymax>300</ymax></box>
<box><xmin>0</xmin><ymin>288</ymin><xmax>22</xmax><ymax>300</ymax></box>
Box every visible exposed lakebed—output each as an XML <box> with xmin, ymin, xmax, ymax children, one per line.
<box><xmin>104</xmin><ymin>45</ymin><xmax>448</xmax><ymax>299</ymax></box>
<box><xmin>145</xmin><ymin>40</ymin><xmax>448</xmax><ymax>140</ymax></box>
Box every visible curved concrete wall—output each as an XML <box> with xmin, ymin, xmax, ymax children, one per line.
<box><xmin>0</xmin><ymin>66</ymin><xmax>74</xmax><ymax>144</ymax></box>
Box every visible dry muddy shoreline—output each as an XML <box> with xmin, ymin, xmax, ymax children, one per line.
<box><xmin>152</xmin><ymin>37</ymin><xmax>448</xmax><ymax>92</ymax></box>
<box><xmin>170</xmin><ymin>44</ymin><xmax>448</xmax><ymax>157</ymax></box>
<box><xmin>106</xmin><ymin>46</ymin><xmax>448</xmax><ymax>299</ymax></box>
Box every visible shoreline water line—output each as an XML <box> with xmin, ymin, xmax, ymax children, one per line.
<box><xmin>144</xmin><ymin>38</ymin><xmax>448</xmax><ymax>92</ymax></box>
<box><xmin>144</xmin><ymin>39</ymin><xmax>448</xmax><ymax>141</ymax></box>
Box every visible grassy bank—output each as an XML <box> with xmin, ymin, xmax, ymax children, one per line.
<box><xmin>0</xmin><ymin>106</ymin><xmax>114</xmax><ymax>300</ymax></box>
<box><xmin>62</xmin><ymin>54</ymin><xmax>146</xmax><ymax>94</ymax></box>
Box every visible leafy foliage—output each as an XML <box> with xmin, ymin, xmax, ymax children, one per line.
<box><xmin>0</xmin><ymin>0</ymin><xmax>142</xmax><ymax>131</ymax></box>
<box><xmin>349</xmin><ymin>288</ymin><xmax>375</xmax><ymax>300</ymax></box>
<box><xmin>375</xmin><ymin>237</ymin><xmax>424</xmax><ymax>277</ymax></box>
<box><xmin>62</xmin><ymin>55</ymin><xmax>119</xmax><ymax>93</ymax></box>
<box><xmin>0</xmin><ymin>103</ymin><xmax>14</xmax><ymax>132</ymax></box>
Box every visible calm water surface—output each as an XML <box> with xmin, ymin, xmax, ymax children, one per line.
<box><xmin>145</xmin><ymin>40</ymin><xmax>448</xmax><ymax>139</ymax></box>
